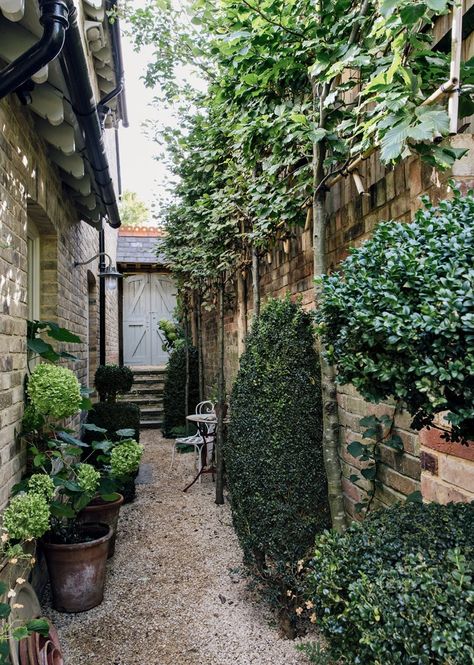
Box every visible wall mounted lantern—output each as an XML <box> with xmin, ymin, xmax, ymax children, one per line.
<box><xmin>74</xmin><ymin>252</ymin><xmax>122</xmax><ymax>291</ymax></box>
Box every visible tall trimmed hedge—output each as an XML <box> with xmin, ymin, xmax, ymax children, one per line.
<box><xmin>226</xmin><ymin>297</ymin><xmax>329</xmax><ymax>635</ymax></box>
<box><xmin>306</xmin><ymin>502</ymin><xmax>474</xmax><ymax>664</ymax></box>
<box><xmin>162</xmin><ymin>345</ymin><xmax>199</xmax><ymax>437</ymax></box>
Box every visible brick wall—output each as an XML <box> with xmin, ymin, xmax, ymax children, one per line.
<box><xmin>0</xmin><ymin>95</ymin><xmax>119</xmax><ymax>509</ymax></box>
<box><xmin>200</xmin><ymin>139</ymin><xmax>474</xmax><ymax>522</ymax></box>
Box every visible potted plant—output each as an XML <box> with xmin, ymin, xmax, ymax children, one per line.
<box><xmin>20</xmin><ymin>363</ymin><xmax>112</xmax><ymax>612</ymax></box>
<box><xmin>0</xmin><ymin>488</ymin><xmax>52</xmax><ymax>664</ymax></box>
<box><xmin>39</xmin><ymin>461</ymin><xmax>112</xmax><ymax>613</ymax></box>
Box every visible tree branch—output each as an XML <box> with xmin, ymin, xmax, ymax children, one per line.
<box><xmin>240</xmin><ymin>0</ymin><xmax>307</xmax><ymax>38</ymax></box>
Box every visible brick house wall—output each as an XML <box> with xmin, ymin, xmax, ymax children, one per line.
<box><xmin>0</xmin><ymin>94</ymin><xmax>120</xmax><ymax>509</ymax></box>
<box><xmin>200</xmin><ymin>142</ymin><xmax>474</xmax><ymax>522</ymax></box>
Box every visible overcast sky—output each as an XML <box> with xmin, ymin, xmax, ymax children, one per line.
<box><xmin>118</xmin><ymin>33</ymin><xmax>170</xmax><ymax>215</ymax></box>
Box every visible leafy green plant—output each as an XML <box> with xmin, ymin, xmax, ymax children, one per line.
<box><xmin>317</xmin><ymin>190</ymin><xmax>474</xmax><ymax>442</ymax></box>
<box><xmin>2</xmin><ymin>493</ymin><xmax>50</xmax><ymax>542</ymax></box>
<box><xmin>27</xmin><ymin>364</ymin><xmax>82</xmax><ymax>421</ymax></box>
<box><xmin>26</xmin><ymin>474</ymin><xmax>55</xmax><ymax>502</ymax></box>
<box><xmin>85</xmin><ymin>402</ymin><xmax>140</xmax><ymax>442</ymax></box>
<box><xmin>158</xmin><ymin>319</ymin><xmax>185</xmax><ymax>352</ymax></box>
<box><xmin>109</xmin><ymin>440</ymin><xmax>143</xmax><ymax>479</ymax></box>
<box><xmin>305</xmin><ymin>502</ymin><xmax>474</xmax><ymax>664</ymax></box>
<box><xmin>27</xmin><ymin>320</ymin><xmax>81</xmax><ymax>365</ymax></box>
<box><xmin>226</xmin><ymin>297</ymin><xmax>329</xmax><ymax>637</ymax></box>
<box><xmin>94</xmin><ymin>364</ymin><xmax>134</xmax><ymax>403</ymax></box>
<box><xmin>162</xmin><ymin>345</ymin><xmax>199</xmax><ymax>437</ymax></box>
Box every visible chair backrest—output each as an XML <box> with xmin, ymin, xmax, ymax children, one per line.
<box><xmin>196</xmin><ymin>401</ymin><xmax>214</xmax><ymax>415</ymax></box>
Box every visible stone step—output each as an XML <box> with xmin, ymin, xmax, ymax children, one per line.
<box><xmin>131</xmin><ymin>367</ymin><xmax>167</xmax><ymax>378</ymax></box>
<box><xmin>139</xmin><ymin>406</ymin><xmax>164</xmax><ymax>418</ymax></box>
<box><xmin>141</xmin><ymin>419</ymin><xmax>163</xmax><ymax>429</ymax></box>
<box><xmin>126</xmin><ymin>398</ymin><xmax>164</xmax><ymax>408</ymax></box>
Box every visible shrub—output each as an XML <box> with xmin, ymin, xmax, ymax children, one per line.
<box><xmin>85</xmin><ymin>402</ymin><xmax>140</xmax><ymax>442</ymax></box>
<box><xmin>110</xmin><ymin>439</ymin><xmax>144</xmax><ymax>479</ymax></box>
<box><xmin>3</xmin><ymin>493</ymin><xmax>51</xmax><ymax>541</ymax></box>
<box><xmin>94</xmin><ymin>364</ymin><xmax>134</xmax><ymax>403</ymax></box>
<box><xmin>317</xmin><ymin>189</ymin><xmax>474</xmax><ymax>441</ymax></box>
<box><xmin>306</xmin><ymin>502</ymin><xmax>474</xmax><ymax>664</ymax></box>
<box><xmin>226</xmin><ymin>297</ymin><xmax>329</xmax><ymax>636</ymax></box>
<box><xmin>27</xmin><ymin>364</ymin><xmax>82</xmax><ymax>420</ymax></box>
<box><xmin>162</xmin><ymin>345</ymin><xmax>199</xmax><ymax>437</ymax></box>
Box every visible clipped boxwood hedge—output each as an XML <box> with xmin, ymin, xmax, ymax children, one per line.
<box><xmin>94</xmin><ymin>364</ymin><xmax>134</xmax><ymax>403</ymax></box>
<box><xmin>226</xmin><ymin>297</ymin><xmax>329</xmax><ymax>635</ymax></box>
<box><xmin>85</xmin><ymin>402</ymin><xmax>140</xmax><ymax>443</ymax></box>
<box><xmin>306</xmin><ymin>501</ymin><xmax>474</xmax><ymax>664</ymax></box>
<box><xmin>162</xmin><ymin>345</ymin><xmax>199</xmax><ymax>437</ymax></box>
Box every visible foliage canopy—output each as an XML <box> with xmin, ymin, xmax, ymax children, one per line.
<box><xmin>317</xmin><ymin>189</ymin><xmax>474</xmax><ymax>441</ymax></box>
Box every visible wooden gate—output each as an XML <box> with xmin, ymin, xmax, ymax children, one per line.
<box><xmin>123</xmin><ymin>273</ymin><xmax>176</xmax><ymax>366</ymax></box>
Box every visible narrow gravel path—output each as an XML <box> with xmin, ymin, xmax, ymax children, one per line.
<box><xmin>44</xmin><ymin>430</ymin><xmax>316</xmax><ymax>665</ymax></box>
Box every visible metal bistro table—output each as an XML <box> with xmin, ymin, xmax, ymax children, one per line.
<box><xmin>183</xmin><ymin>413</ymin><xmax>217</xmax><ymax>492</ymax></box>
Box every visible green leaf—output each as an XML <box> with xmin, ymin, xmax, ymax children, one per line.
<box><xmin>425</xmin><ymin>0</ymin><xmax>449</xmax><ymax>11</ymax></box>
<box><xmin>57</xmin><ymin>431</ymin><xmax>89</xmax><ymax>448</ymax></box>
<box><xmin>83</xmin><ymin>423</ymin><xmax>108</xmax><ymax>433</ymax></box>
<box><xmin>384</xmin><ymin>434</ymin><xmax>404</xmax><ymax>451</ymax></box>
<box><xmin>26</xmin><ymin>618</ymin><xmax>49</xmax><ymax>636</ymax></box>
<box><xmin>27</xmin><ymin>338</ymin><xmax>54</xmax><ymax>355</ymax></box>
<box><xmin>116</xmin><ymin>428</ymin><xmax>136</xmax><ymax>438</ymax></box>
<box><xmin>50</xmin><ymin>501</ymin><xmax>75</xmax><ymax>518</ymax></box>
<box><xmin>347</xmin><ymin>440</ymin><xmax>367</xmax><ymax>458</ymax></box>
<box><xmin>400</xmin><ymin>3</ymin><xmax>427</xmax><ymax>25</ymax></box>
<box><xmin>406</xmin><ymin>490</ymin><xmax>423</xmax><ymax>503</ymax></box>
<box><xmin>44</xmin><ymin>321</ymin><xmax>82</xmax><ymax>343</ymax></box>
<box><xmin>349</xmin><ymin>474</ymin><xmax>360</xmax><ymax>483</ymax></box>
<box><xmin>361</xmin><ymin>466</ymin><xmax>377</xmax><ymax>480</ymax></box>
<box><xmin>0</xmin><ymin>603</ymin><xmax>11</xmax><ymax>619</ymax></box>
<box><xmin>12</xmin><ymin>626</ymin><xmax>29</xmax><ymax>641</ymax></box>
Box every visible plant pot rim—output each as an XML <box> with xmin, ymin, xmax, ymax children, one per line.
<box><xmin>86</xmin><ymin>494</ymin><xmax>124</xmax><ymax>510</ymax></box>
<box><xmin>42</xmin><ymin>523</ymin><xmax>112</xmax><ymax>552</ymax></box>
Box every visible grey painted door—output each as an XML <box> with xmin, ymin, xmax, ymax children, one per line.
<box><xmin>123</xmin><ymin>273</ymin><xmax>176</xmax><ymax>366</ymax></box>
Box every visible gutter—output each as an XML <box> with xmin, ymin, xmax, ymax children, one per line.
<box><xmin>101</xmin><ymin>0</ymin><xmax>129</xmax><ymax>128</ymax></box>
<box><xmin>60</xmin><ymin>0</ymin><xmax>121</xmax><ymax>228</ymax></box>
<box><xmin>0</xmin><ymin>0</ymin><xmax>69</xmax><ymax>100</ymax></box>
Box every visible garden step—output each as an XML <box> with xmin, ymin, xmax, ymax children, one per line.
<box><xmin>126</xmin><ymin>398</ymin><xmax>164</xmax><ymax>408</ymax></box>
<box><xmin>140</xmin><ymin>419</ymin><xmax>163</xmax><ymax>429</ymax></box>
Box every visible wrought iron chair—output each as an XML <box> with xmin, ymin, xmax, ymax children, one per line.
<box><xmin>169</xmin><ymin>401</ymin><xmax>215</xmax><ymax>475</ymax></box>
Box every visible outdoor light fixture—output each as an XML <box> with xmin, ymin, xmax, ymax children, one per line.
<box><xmin>74</xmin><ymin>252</ymin><xmax>122</xmax><ymax>291</ymax></box>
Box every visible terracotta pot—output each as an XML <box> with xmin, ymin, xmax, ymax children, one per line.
<box><xmin>42</xmin><ymin>523</ymin><xmax>112</xmax><ymax>613</ymax></box>
<box><xmin>78</xmin><ymin>494</ymin><xmax>123</xmax><ymax>558</ymax></box>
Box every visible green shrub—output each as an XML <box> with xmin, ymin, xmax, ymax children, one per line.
<box><xmin>162</xmin><ymin>345</ymin><xmax>199</xmax><ymax>437</ymax></box>
<box><xmin>27</xmin><ymin>364</ymin><xmax>82</xmax><ymax>420</ymax></box>
<box><xmin>3</xmin><ymin>493</ymin><xmax>51</xmax><ymax>541</ymax></box>
<box><xmin>85</xmin><ymin>402</ymin><xmax>140</xmax><ymax>442</ymax></box>
<box><xmin>317</xmin><ymin>189</ymin><xmax>474</xmax><ymax>441</ymax></box>
<box><xmin>110</xmin><ymin>439</ymin><xmax>144</xmax><ymax>479</ymax></box>
<box><xmin>94</xmin><ymin>364</ymin><xmax>134</xmax><ymax>403</ymax></box>
<box><xmin>226</xmin><ymin>297</ymin><xmax>329</xmax><ymax>635</ymax></box>
<box><xmin>306</xmin><ymin>502</ymin><xmax>474</xmax><ymax>664</ymax></box>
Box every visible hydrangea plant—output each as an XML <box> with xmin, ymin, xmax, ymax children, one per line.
<box><xmin>27</xmin><ymin>474</ymin><xmax>55</xmax><ymax>501</ymax></box>
<box><xmin>2</xmin><ymin>494</ymin><xmax>50</xmax><ymax>542</ymax></box>
<box><xmin>110</xmin><ymin>440</ymin><xmax>143</xmax><ymax>479</ymax></box>
<box><xmin>76</xmin><ymin>464</ymin><xmax>101</xmax><ymax>496</ymax></box>
<box><xmin>27</xmin><ymin>364</ymin><xmax>82</xmax><ymax>421</ymax></box>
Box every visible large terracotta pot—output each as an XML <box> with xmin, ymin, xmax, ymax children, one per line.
<box><xmin>78</xmin><ymin>494</ymin><xmax>123</xmax><ymax>558</ymax></box>
<box><xmin>43</xmin><ymin>523</ymin><xmax>112</xmax><ymax>613</ymax></box>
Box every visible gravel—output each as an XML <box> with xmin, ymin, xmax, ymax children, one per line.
<box><xmin>43</xmin><ymin>430</ymin><xmax>319</xmax><ymax>665</ymax></box>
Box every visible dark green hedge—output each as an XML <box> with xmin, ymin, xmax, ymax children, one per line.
<box><xmin>94</xmin><ymin>364</ymin><xmax>134</xmax><ymax>403</ymax></box>
<box><xmin>85</xmin><ymin>402</ymin><xmax>140</xmax><ymax>443</ymax></box>
<box><xmin>226</xmin><ymin>297</ymin><xmax>329</xmax><ymax>633</ymax></box>
<box><xmin>162</xmin><ymin>345</ymin><xmax>199</xmax><ymax>437</ymax></box>
<box><xmin>306</xmin><ymin>501</ymin><xmax>474</xmax><ymax>664</ymax></box>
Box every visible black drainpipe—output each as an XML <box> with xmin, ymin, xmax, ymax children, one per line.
<box><xmin>100</xmin><ymin>0</ymin><xmax>129</xmax><ymax>128</ymax></box>
<box><xmin>60</xmin><ymin>1</ymin><xmax>121</xmax><ymax>229</ymax></box>
<box><xmin>0</xmin><ymin>0</ymin><xmax>69</xmax><ymax>100</ymax></box>
<box><xmin>99</xmin><ymin>221</ymin><xmax>106</xmax><ymax>367</ymax></box>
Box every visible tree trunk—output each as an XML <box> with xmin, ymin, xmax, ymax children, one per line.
<box><xmin>196</xmin><ymin>290</ymin><xmax>204</xmax><ymax>401</ymax></box>
<box><xmin>215</xmin><ymin>276</ymin><xmax>226</xmax><ymax>505</ymax></box>
<box><xmin>312</xmin><ymin>85</ymin><xmax>346</xmax><ymax>533</ymax></box>
<box><xmin>184</xmin><ymin>294</ymin><xmax>190</xmax><ymax>435</ymax></box>
<box><xmin>251</xmin><ymin>245</ymin><xmax>260</xmax><ymax>320</ymax></box>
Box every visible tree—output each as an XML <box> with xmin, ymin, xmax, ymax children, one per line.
<box><xmin>126</xmin><ymin>0</ymin><xmax>471</xmax><ymax>528</ymax></box>
<box><xmin>118</xmin><ymin>190</ymin><xmax>149</xmax><ymax>227</ymax></box>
